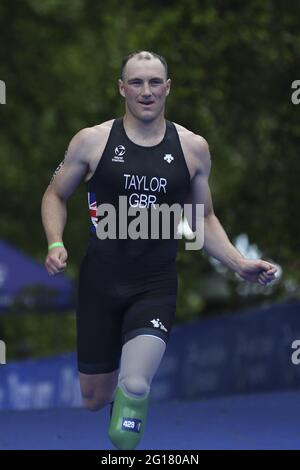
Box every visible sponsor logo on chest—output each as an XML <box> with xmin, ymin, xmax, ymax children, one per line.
<box><xmin>112</xmin><ymin>145</ymin><xmax>126</xmax><ymax>162</ymax></box>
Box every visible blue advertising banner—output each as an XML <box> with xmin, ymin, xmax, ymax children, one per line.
<box><xmin>0</xmin><ymin>300</ymin><xmax>300</xmax><ymax>409</ymax></box>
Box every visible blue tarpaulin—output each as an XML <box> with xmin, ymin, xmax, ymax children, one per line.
<box><xmin>0</xmin><ymin>239</ymin><xmax>74</xmax><ymax>312</ymax></box>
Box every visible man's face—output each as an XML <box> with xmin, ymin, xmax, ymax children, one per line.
<box><xmin>118</xmin><ymin>58</ymin><xmax>171</xmax><ymax>122</ymax></box>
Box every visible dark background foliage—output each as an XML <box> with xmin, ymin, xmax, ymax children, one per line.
<box><xmin>0</xmin><ymin>0</ymin><xmax>299</xmax><ymax>357</ymax></box>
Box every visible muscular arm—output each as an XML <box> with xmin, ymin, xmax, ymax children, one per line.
<box><xmin>41</xmin><ymin>128</ymin><xmax>95</xmax><ymax>246</ymax></box>
<box><xmin>187</xmin><ymin>137</ymin><xmax>245</xmax><ymax>274</ymax></box>
<box><xmin>186</xmin><ymin>136</ymin><xmax>277</xmax><ymax>284</ymax></box>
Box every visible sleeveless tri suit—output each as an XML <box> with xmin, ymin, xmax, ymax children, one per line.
<box><xmin>76</xmin><ymin>117</ymin><xmax>191</xmax><ymax>373</ymax></box>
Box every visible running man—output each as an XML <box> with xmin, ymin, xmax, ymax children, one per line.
<box><xmin>41</xmin><ymin>50</ymin><xmax>277</xmax><ymax>450</ymax></box>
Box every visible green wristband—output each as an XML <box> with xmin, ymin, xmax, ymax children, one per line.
<box><xmin>48</xmin><ymin>242</ymin><xmax>64</xmax><ymax>251</ymax></box>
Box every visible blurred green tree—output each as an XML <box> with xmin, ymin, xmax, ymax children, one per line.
<box><xmin>0</xmin><ymin>0</ymin><xmax>299</xmax><ymax>350</ymax></box>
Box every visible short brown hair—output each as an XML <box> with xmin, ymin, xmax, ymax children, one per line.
<box><xmin>121</xmin><ymin>50</ymin><xmax>168</xmax><ymax>80</ymax></box>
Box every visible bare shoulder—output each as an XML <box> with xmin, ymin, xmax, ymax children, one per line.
<box><xmin>69</xmin><ymin>120</ymin><xmax>115</xmax><ymax>181</ymax></box>
<box><xmin>93</xmin><ymin>119</ymin><xmax>115</xmax><ymax>136</ymax></box>
<box><xmin>173</xmin><ymin>122</ymin><xmax>211</xmax><ymax>177</ymax></box>
<box><xmin>70</xmin><ymin>119</ymin><xmax>114</xmax><ymax>149</ymax></box>
<box><xmin>174</xmin><ymin>122</ymin><xmax>209</xmax><ymax>155</ymax></box>
<box><xmin>66</xmin><ymin>119</ymin><xmax>114</xmax><ymax>164</ymax></box>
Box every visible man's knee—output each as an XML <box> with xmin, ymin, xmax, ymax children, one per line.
<box><xmin>119</xmin><ymin>375</ymin><xmax>150</xmax><ymax>397</ymax></box>
<box><xmin>79</xmin><ymin>370</ymin><xmax>119</xmax><ymax>411</ymax></box>
<box><xmin>83</xmin><ymin>393</ymin><xmax>113</xmax><ymax>411</ymax></box>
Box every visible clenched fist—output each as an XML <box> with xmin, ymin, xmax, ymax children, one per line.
<box><xmin>45</xmin><ymin>246</ymin><xmax>68</xmax><ymax>275</ymax></box>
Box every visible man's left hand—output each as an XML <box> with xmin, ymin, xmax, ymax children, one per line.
<box><xmin>237</xmin><ymin>259</ymin><xmax>278</xmax><ymax>285</ymax></box>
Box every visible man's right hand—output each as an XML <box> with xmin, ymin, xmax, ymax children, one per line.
<box><xmin>45</xmin><ymin>246</ymin><xmax>68</xmax><ymax>275</ymax></box>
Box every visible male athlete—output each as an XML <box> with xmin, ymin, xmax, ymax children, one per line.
<box><xmin>41</xmin><ymin>51</ymin><xmax>277</xmax><ymax>450</ymax></box>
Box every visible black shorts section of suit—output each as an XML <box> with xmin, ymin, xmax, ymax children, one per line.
<box><xmin>76</xmin><ymin>246</ymin><xmax>177</xmax><ymax>374</ymax></box>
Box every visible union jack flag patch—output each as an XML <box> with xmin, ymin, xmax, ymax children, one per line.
<box><xmin>88</xmin><ymin>192</ymin><xmax>98</xmax><ymax>233</ymax></box>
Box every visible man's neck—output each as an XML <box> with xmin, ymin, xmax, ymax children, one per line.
<box><xmin>123</xmin><ymin>112</ymin><xmax>166</xmax><ymax>146</ymax></box>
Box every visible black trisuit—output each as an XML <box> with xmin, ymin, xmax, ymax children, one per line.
<box><xmin>76</xmin><ymin>117</ymin><xmax>191</xmax><ymax>374</ymax></box>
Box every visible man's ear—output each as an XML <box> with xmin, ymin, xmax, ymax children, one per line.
<box><xmin>118</xmin><ymin>79</ymin><xmax>125</xmax><ymax>98</ymax></box>
<box><xmin>166</xmin><ymin>78</ymin><xmax>171</xmax><ymax>96</ymax></box>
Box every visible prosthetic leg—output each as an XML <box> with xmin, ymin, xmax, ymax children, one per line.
<box><xmin>108</xmin><ymin>335</ymin><xmax>166</xmax><ymax>450</ymax></box>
